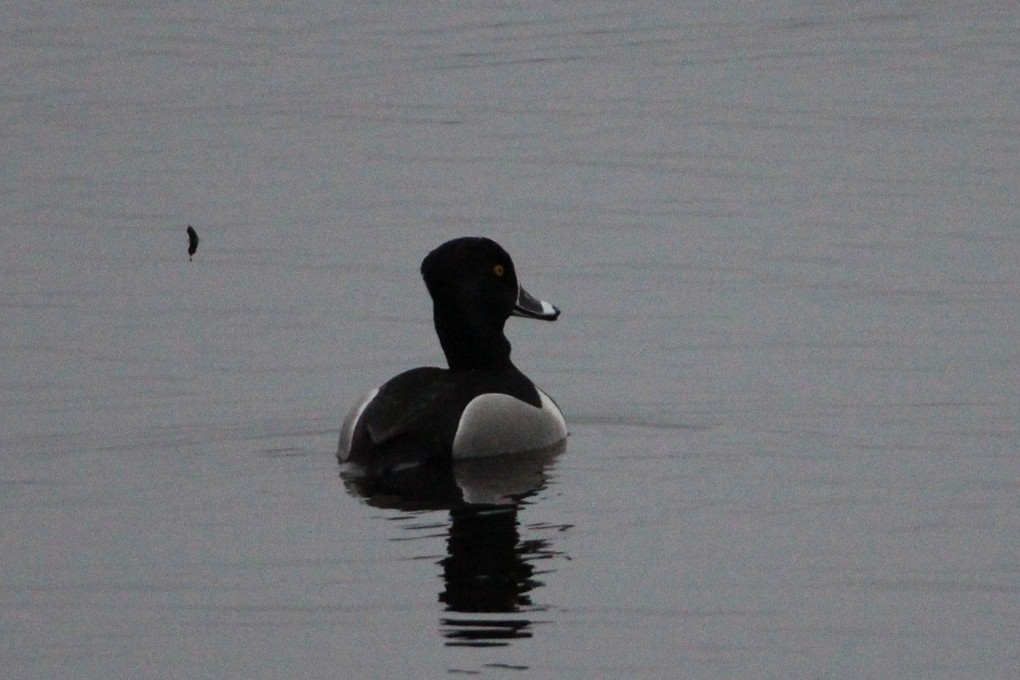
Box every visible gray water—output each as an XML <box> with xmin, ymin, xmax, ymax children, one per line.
<box><xmin>3</xmin><ymin>1</ymin><xmax>1019</xmax><ymax>678</ymax></box>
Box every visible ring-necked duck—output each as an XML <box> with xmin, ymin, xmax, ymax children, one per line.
<box><xmin>338</xmin><ymin>237</ymin><xmax>566</xmax><ymax>472</ymax></box>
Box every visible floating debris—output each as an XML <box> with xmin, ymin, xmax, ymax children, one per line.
<box><xmin>187</xmin><ymin>225</ymin><xmax>199</xmax><ymax>260</ymax></box>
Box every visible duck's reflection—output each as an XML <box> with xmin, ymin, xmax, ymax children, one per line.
<box><xmin>341</xmin><ymin>443</ymin><xmax>567</xmax><ymax>647</ymax></box>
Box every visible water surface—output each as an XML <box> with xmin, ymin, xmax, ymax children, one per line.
<box><xmin>3</xmin><ymin>1</ymin><xmax>1018</xmax><ymax>678</ymax></box>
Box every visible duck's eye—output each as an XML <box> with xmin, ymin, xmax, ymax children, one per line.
<box><xmin>492</xmin><ymin>264</ymin><xmax>505</xmax><ymax>277</ymax></box>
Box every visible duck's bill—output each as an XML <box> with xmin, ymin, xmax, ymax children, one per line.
<box><xmin>513</xmin><ymin>285</ymin><xmax>560</xmax><ymax>321</ymax></box>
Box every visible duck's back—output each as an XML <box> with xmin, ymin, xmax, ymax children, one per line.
<box><xmin>339</xmin><ymin>365</ymin><xmax>564</xmax><ymax>473</ymax></box>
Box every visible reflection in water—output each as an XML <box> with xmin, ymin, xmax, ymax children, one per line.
<box><xmin>341</xmin><ymin>444</ymin><xmax>569</xmax><ymax>647</ymax></box>
<box><xmin>441</xmin><ymin>506</ymin><xmax>539</xmax><ymax>612</ymax></box>
<box><xmin>440</xmin><ymin>505</ymin><xmax>545</xmax><ymax>647</ymax></box>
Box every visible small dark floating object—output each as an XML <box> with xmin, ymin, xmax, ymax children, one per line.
<box><xmin>186</xmin><ymin>225</ymin><xmax>199</xmax><ymax>260</ymax></box>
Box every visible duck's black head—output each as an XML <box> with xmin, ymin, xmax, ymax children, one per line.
<box><xmin>421</xmin><ymin>237</ymin><xmax>559</xmax><ymax>371</ymax></box>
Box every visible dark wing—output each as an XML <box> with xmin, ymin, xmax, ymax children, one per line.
<box><xmin>359</xmin><ymin>368</ymin><xmax>461</xmax><ymax>443</ymax></box>
<box><xmin>348</xmin><ymin>367</ymin><xmax>471</xmax><ymax>469</ymax></box>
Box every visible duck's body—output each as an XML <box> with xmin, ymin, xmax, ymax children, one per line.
<box><xmin>338</xmin><ymin>237</ymin><xmax>566</xmax><ymax>473</ymax></box>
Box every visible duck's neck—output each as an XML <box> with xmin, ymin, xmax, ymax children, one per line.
<box><xmin>433</xmin><ymin>306</ymin><xmax>513</xmax><ymax>371</ymax></box>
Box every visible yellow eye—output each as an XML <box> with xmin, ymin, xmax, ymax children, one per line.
<box><xmin>493</xmin><ymin>264</ymin><xmax>505</xmax><ymax>277</ymax></box>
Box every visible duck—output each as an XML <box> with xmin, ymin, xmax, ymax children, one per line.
<box><xmin>338</xmin><ymin>237</ymin><xmax>567</xmax><ymax>473</ymax></box>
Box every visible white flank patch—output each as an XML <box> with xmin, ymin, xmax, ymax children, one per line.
<box><xmin>452</xmin><ymin>389</ymin><xmax>567</xmax><ymax>459</ymax></box>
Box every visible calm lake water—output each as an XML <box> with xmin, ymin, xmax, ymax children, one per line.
<box><xmin>3</xmin><ymin>1</ymin><xmax>1018</xmax><ymax>678</ymax></box>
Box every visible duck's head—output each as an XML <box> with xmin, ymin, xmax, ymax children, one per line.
<box><xmin>421</xmin><ymin>237</ymin><xmax>559</xmax><ymax>370</ymax></box>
